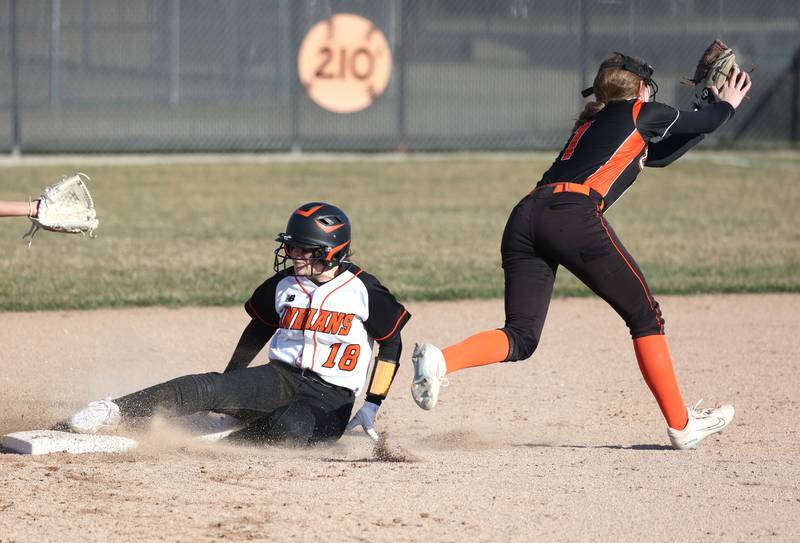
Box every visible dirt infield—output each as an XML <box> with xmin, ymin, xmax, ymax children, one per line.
<box><xmin>1</xmin><ymin>295</ymin><xmax>798</xmax><ymax>542</ymax></box>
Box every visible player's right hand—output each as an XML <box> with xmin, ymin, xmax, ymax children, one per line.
<box><xmin>709</xmin><ymin>67</ymin><xmax>752</xmax><ymax>109</ymax></box>
<box><xmin>346</xmin><ymin>401</ymin><xmax>380</xmax><ymax>442</ymax></box>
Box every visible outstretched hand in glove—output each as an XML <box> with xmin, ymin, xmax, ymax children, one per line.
<box><xmin>23</xmin><ymin>172</ymin><xmax>99</xmax><ymax>246</ymax></box>
<box><xmin>686</xmin><ymin>39</ymin><xmax>752</xmax><ymax>110</ymax></box>
<box><xmin>708</xmin><ymin>67</ymin><xmax>752</xmax><ymax>110</ymax></box>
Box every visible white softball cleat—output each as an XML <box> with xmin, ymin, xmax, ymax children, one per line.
<box><xmin>68</xmin><ymin>398</ymin><xmax>121</xmax><ymax>434</ymax></box>
<box><xmin>411</xmin><ymin>343</ymin><xmax>448</xmax><ymax>410</ymax></box>
<box><xmin>667</xmin><ymin>400</ymin><xmax>734</xmax><ymax>450</ymax></box>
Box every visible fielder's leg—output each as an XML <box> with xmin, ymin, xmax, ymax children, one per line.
<box><xmin>445</xmin><ymin>194</ymin><xmax>558</xmax><ymax>371</ymax></box>
<box><xmin>412</xmin><ymin>196</ymin><xmax>556</xmax><ymax>410</ymax></box>
<box><xmin>539</xmin><ymin>200</ymin><xmax>690</xmax><ymax>431</ymax></box>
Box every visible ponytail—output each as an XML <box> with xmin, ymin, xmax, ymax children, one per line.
<box><xmin>574</xmin><ymin>101</ymin><xmax>605</xmax><ymax>129</ymax></box>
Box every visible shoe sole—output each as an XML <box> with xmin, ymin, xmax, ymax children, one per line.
<box><xmin>411</xmin><ymin>379</ymin><xmax>438</xmax><ymax>410</ymax></box>
<box><xmin>411</xmin><ymin>344</ymin><xmax>441</xmax><ymax>411</ymax></box>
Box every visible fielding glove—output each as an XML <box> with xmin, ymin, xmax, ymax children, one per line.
<box><xmin>24</xmin><ymin>172</ymin><xmax>99</xmax><ymax>246</ymax></box>
<box><xmin>685</xmin><ymin>39</ymin><xmax>740</xmax><ymax>109</ymax></box>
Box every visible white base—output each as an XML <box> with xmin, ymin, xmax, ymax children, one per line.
<box><xmin>1</xmin><ymin>411</ymin><xmax>245</xmax><ymax>455</ymax></box>
<box><xmin>1</xmin><ymin>431</ymin><xmax>138</xmax><ymax>455</ymax></box>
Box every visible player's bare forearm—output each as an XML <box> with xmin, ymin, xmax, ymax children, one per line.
<box><xmin>223</xmin><ymin>319</ymin><xmax>275</xmax><ymax>373</ymax></box>
<box><xmin>0</xmin><ymin>200</ymin><xmax>37</xmax><ymax>218</ymax></box>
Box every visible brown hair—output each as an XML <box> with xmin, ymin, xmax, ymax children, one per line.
<box><xmin>575</xmin><ymin>53</ymin><xmax>644</xmax><ymax>129</ymax></box>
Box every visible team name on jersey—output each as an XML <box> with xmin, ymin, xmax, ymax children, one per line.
<box><xmin>278</xmin><ymin>306</ymin><xmax>355</xmax><ymax>335</ymax></box>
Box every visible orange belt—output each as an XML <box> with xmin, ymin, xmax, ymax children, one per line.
<box><xmin>531</xmin><ymin>182</ymin><xmax>605</xmax><ymax>210</ymax></box>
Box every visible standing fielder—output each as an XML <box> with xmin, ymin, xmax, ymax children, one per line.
<box><xmin>412</xmin><ymin>52</ymin><xmax>751</xmax><ymax>450</ymax></box>
<box><xmin>69</xmin><ymin>202</ymin><xmax>410</xmax><ymax>445</ymax></box>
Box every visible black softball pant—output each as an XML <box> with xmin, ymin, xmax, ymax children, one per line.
<box><xmin>114</xmin><ymin>362</ymin><xmax>355</xmax><ymax>445</ymax></box>
<box><xmin>500</xmin><ymin>190</ymin><xmax>664</xmax><ymax>361</ymax></box>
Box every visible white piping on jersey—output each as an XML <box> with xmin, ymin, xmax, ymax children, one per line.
<box><xmin>661</xmin><ymin>109</ymin><xmax>680</xmax><ymax>138</ymax></box>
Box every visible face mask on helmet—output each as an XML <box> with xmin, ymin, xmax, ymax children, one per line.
<box><xmin>272</xmin><ymin>202</ymin><xmax>352</xmax><ymax>276</ymax></box>
<box><xmin>273</xmin><ymin>241</ymin><xmax>347</xmax><ymax>276</ymax></box>
<box><xmin>581</xmin><ymin>52</ymin><xmax>658</xmax><ymax>102</ymax></box>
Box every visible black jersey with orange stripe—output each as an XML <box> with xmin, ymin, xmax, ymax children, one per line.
<box><xmin>539</xmin><ymin>99</ymin><xmax>680</xmax><ymax>209</ymax></box>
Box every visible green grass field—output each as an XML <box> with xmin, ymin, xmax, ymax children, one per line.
<box><xmin>1</xmin><ymin>152</ymin><xmax>798</xmax><ymax>311</ymax></box>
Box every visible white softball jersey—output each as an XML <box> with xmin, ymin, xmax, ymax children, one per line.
<box><xmin>245</xmin><ymin>264</ymin><xmax>410</xmax><ymax>395</ymax></box>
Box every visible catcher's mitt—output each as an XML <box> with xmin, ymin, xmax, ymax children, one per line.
<box><xmin>23</xmin><ymin>172</ymin><xmax>99</xmax><ymax>246</ymax></box>
<box><xmin>685</xmin><ymin>39</ymin><xmax>739</xmax><ymax>108</ymax></box>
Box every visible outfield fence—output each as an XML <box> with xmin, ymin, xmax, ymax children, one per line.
<box><xmin>1</xmin><ymin>0</ymin><xmax>799</xmax><ymax>153</ymax></box>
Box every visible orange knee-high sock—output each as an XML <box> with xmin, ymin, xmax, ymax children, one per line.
<box><xmin>442</xmin><ymin>329</ymin><xmax>510</xmax><ymax>374</ymax></box>
<box><xmin>633</xmin><ymin>335</ymin><xmax>689</xmax><ymax>430</ymax></box>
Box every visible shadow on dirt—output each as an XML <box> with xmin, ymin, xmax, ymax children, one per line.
<box><xmin>514</xmin><ymin>442</ymin><xmax>673</xmax><ymax>451</ymax></box>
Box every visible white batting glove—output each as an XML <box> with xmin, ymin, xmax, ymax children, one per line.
<box><xmin>346</xmin><ymin>401</ymin><xmax>380</xmax><ymax>442</ymax></box>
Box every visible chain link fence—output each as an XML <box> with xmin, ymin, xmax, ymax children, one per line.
<box><xmin>1</xmin><ymin>0</ymin><xmax>799</xmax><ymax>153</ymax></box>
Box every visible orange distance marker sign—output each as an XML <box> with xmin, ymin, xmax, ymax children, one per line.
<box><xmin>298</xmin><ymin>13</ymin><xmax>392</xmax><ymax>114</ymax></box>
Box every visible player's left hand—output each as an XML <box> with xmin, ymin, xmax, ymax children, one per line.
<box><xmin>346</xmin><ymin>401</ymin><xmax>380</xmax><ymax>442</ymax></box>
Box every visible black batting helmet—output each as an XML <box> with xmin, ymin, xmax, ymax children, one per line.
<box><xmin>273</xmin><ymin>202</ymin><xmax>352</xmax><ymax>274</ymax></box>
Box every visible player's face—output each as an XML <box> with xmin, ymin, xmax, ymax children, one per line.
<box><xmin>286</xmin><ymin>244</ymin><xmax>326</xmax><ymax>276</ymax></box>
